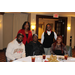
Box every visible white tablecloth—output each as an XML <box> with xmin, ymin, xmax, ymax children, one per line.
<box><xmin>13</xmin><ymin>55</ymin><xmax>75</xmax><ymax>62</ymax></box>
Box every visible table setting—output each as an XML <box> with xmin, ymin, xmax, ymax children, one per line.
<box><xmin>13</xmin><ymin>54</ymin><xmax>75</xmax><ymax>62</ymax></box>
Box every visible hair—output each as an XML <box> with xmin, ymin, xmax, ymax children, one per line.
<box><xmin>33</xmin><ymin>34</ymin><xmax>38</xmax><ymax>38</ymax></box>
<box><xmin>22</xmin><ymin>21</ymin><xmax>30</xmax><ymax>30</ymax></box>
<box><xmin>45</xmin><ymin>23</ymin><xmax>52</xmax><ymax>33</ymax></box>
<box><xmin>53</xmin><ymin>35</ymin><xmax>65</xmax><ymax>53</ymax></box>
<box><xmin>17</xmin><ymin>33</ymin><xmax>24</xmax><ymax>38</ymax></box>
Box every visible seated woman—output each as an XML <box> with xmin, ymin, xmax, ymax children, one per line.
<box><xmin>26</xmin><ymin>34</ymin><xmax>45</xmax><ymax>56</ymax></box>
<box><xmin>50</xmin><ymin>35</ymin><xmax>68</xmax><ymax>55</ymax></box>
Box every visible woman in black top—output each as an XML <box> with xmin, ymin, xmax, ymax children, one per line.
<box><xmin>50</xmin><ymin>35</ymin><xmax>68</xmax><ymax>55</ymax></box>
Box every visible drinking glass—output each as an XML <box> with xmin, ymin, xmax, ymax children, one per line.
<box><xmin>64</xmin><ymin>54</ymin><xmax>68</xmax><ymax>60</ymax></box>
<box><xmin>42</xmin><ymin>54</ymin><xmax>46</xmax><ymax>59</ymax></box>
<box><xmin>31</xmin><ymin>57</ymin><xmax>35</xmax><ymax>62</ymax></box>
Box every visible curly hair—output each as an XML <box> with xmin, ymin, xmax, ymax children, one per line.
<box><xmin>53</xmin><ymin>35</ymin><xmax>65</xmax><ymax>53</ymax></box>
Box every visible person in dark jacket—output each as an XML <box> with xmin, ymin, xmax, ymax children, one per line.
<box><xmin>26</xmin><ymin>34</ymin><xmax>45</xmax><ymax>56</ymax></box>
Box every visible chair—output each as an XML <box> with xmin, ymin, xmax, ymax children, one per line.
<box><xmin>66</xmin><ymin>45</ymin><xmax>72</xmax><ymax>57</ymax></box>
<box><xmin>3</xmin><ymin>48</ymin><xmax>7</xmax><ymax>62</ymax></box>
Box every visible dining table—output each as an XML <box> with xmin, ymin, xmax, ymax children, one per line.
<box><xmin>13</xmin><ymin>55</ymin><xmax>75</xmax><ymax>62</ymax></box>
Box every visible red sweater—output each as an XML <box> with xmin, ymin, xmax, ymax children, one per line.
<box><xmin>17</xmin><ymin>29</ymin><xmax>33</xmax><ymax>45</ymax></box>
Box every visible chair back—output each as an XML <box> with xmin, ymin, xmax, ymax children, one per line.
<box><xmin>66</xmin><ymin>46</ymin><xmax>72</xmax><ymax>57</ymax></box>
<box><xmin>3</xmin><ymin>48</ymin><xmax>7</xmax><ymax>62</ymax></box>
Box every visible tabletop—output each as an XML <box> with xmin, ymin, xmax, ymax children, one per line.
<box><xmin>13</xmin><ymin>55</ymin><xmax>75</xmax><ymax>62</ymax></box>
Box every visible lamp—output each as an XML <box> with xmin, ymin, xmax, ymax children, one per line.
<box><xmin>67</xmin><ymin>26</ymin><xmax>71</xmax><ymax>30</ymax></box>
<box><xmin>31</xmin><ymin>25</ymin><xmax>35</xmax><ymax>31</ymax></box>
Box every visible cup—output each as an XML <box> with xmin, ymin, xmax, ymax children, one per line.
<box><xmin>64</xmin><ymin>54</ymin><xmax>68</xmax><ymax>60</ymax></box>
<box><xmin>31</xmin><ymin>57</ymin><xmax>35</xmax><ymax>62</ymax></box>
<box><xmin>42</xmin><ymin>54</ymin><xmax>46</xmax><ymax>59</ymax></box>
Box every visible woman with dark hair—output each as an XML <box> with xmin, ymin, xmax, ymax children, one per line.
<box><xmin>50</xmin><ymin>35</ymin><xmax>68</xmax><ymax>55</ymax></box>
<box><xmin>17</xmin><ymin>21</ymin><xmax>32</xmax><ymax>56</ymax></box>
<box><xmin>41</xmin><ymin>23</ymin><xmax>57</xmax><ymax>55</ymax></box>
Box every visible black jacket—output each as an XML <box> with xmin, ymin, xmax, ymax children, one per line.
<box><xmin>26</xmin><ymin>41</ymin><xmax>45</xmax><ymax>56</ymax></box>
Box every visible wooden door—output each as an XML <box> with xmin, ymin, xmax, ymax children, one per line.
<box><xmin>55</xmin><ymin>19</ymin><xmax>65</xmax><ymax>44</ymax></box>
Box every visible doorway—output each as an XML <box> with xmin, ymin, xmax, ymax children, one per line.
<box><xmin>55</xmin><ymin>19</ymin><xmax>66</xmax><ymax>43</ymax></box>
<box><xmin>36</xmin><ymin>15</ymin><xmax>67</xmax><ymax>45</ymax></box>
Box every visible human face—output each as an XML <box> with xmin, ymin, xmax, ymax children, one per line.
<box><xmin>47</xmin><ymin>25</ymin><xmax>51</xmax><ymax>31</ymax></box>
<box><xmin>24</xmin><ymin>23</ymin><xmax>29</xmax><ymax>30</ymax></box>
<box><xmin>57</xmin><ymin>37</ymin><xmax>62</xmax><ymax>44</ymax></box>
<box><xmin>17</xmin><ymin>35</ymin><xmax>23</xmax><ymax>43</ymax></box>
<box><xmin>33</xmin><ymin>36</ymin><xmax>38</xmax><ymax>42</ymax></box>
